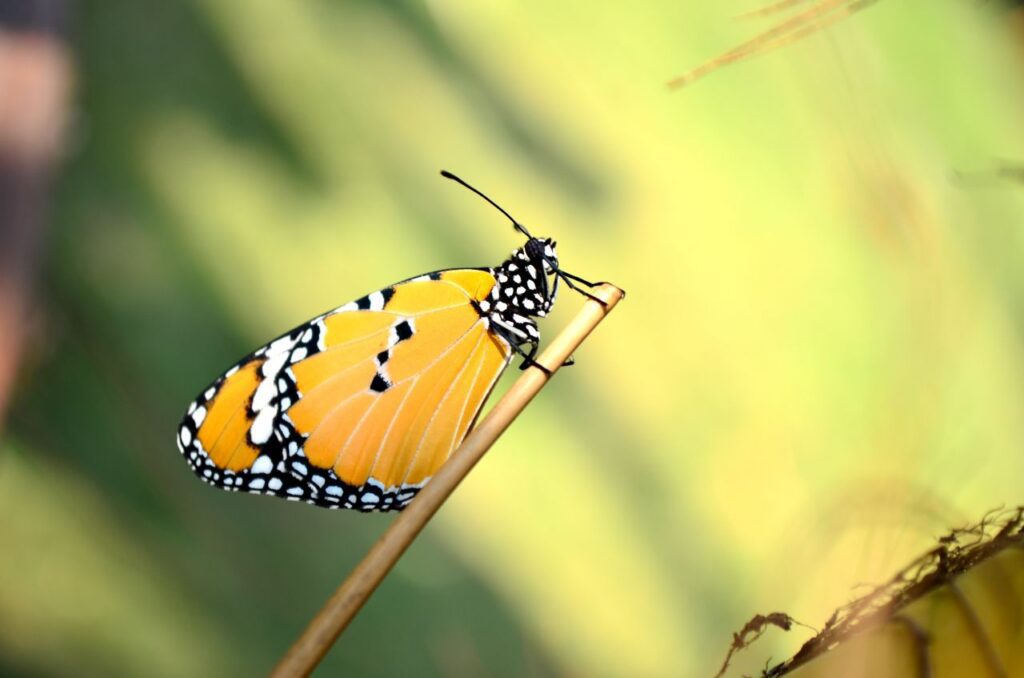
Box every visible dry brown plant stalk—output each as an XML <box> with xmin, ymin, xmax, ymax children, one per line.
<box><xmin>668</xmin><ymin>0</ymin><xmax>882</xmax><ymax>89</ymax></box>
<box><xmin>713</xmin><ymin>612</ymin><xmax>816</xmax><ymax>678</ymax></box>
<box><xmin>711</xmin><ymin>507</ymin><xmax>1024</xmax><ymax>677</ymax></box>
<box><xmin>269</xmin><ymin>283</ymin><xmax>625</xmax><ymax>678</ymax></box>
<box><xmin>766</xmin><ymin>506</ymin><xmax>1024</xmax><ymax>676</ymax></box>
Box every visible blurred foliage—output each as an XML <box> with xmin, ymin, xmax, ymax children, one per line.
<box><xmin>4</xmin><ymin>0</ymin><xmax>1024</xmax><ymax>676</ymax></box>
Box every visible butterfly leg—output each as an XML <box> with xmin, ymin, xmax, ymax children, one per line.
<box><xmin>489</xmin><ymin>318</ymin><xmax>551</xmax><ymax>375</ymax></box>
<box><xmin>512</xmin><ymin>340</ymin><xmax>553</xmax><ymax>376</ymax></box>
<box><xmin>556</xmin><ymin>269</ymin><xmax>625</xmax><ymax>306</ymax></box>
<box><xmin>513</xmin><ymin>342</ymin><xmax>576</xmax><ymax>372</ymax></box>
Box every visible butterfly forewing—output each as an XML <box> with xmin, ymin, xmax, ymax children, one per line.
<box><xmin>177</xmin><ymin>269</ymin><xmax>512</xmax><ymax>511</ymax></box>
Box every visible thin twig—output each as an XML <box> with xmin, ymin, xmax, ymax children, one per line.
<box><xmin>727</xmin><ymin>0</ymin><xmax>880</xmax><ymax>66</ymax></box>
<box><xmin>713</xmin><ymin>612</ymin><xmax>805</xmax><ymax>678</ymax></box>
<box><xmin>667</xmin><ymin>0</ymin><xmax>881</xmax><ymax>89</ymax></box>
<box><xmin>735</xmin><ymin>0</ymin><xmax>818</xmax><ymax>20</ymax></box>
<box><xmin>269</xmin><ymin>283</ymin><xmax>625</xmax><ymax>678</ymax></box>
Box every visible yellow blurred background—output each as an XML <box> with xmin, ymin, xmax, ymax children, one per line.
<box><xmin>3</xmin><ymin>0</ymin><xmax>1024</xmax><ymax>676</ymax></box>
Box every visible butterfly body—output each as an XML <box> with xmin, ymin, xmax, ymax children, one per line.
<box><xmin>177</xmin><ymin>238</ymin><xmax>560</xmax><ymax>512</ymax></box>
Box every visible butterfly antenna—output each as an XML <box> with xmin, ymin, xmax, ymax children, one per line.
<box><xmin>440</xmin><ymin>170</ymin><xmax>533</xmax><ymax>239</ymax></box>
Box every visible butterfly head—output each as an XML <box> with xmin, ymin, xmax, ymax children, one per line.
<box><xmin>440</xmin><ymin>170</ymin><xmax>605</xmax><ymax>325</ymax></box>
<box><xmin>524</xmin><ymin>236</ymin><xmax>558</xmax><ymax>275</ymax></box>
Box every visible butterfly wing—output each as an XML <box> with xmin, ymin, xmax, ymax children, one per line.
<box><xmin>176</xmin><ymin>269</ymin><xmax>513</xmax><ymax>511</ymax></box>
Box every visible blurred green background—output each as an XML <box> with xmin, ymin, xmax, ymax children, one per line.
<box><xmin>4</xmin><ymin>0</ymin><xmax>1024</xmax><ymax>676</ymax></box>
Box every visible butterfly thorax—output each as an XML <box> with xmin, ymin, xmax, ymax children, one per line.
<box><xmin>477</xmin><ymin>237</ymin><xmax>558</xmax><ymax>346</ymax></box>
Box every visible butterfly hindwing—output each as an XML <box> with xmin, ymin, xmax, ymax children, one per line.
<box><xmin>177</xmin><ymin>269</ymin><xmax>512</xmax><ymax>511</ymax></box>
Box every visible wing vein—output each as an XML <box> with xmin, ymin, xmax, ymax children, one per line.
<box><xmin>399</xmin><ymin>327</ymin><xmax>489</xmax><ymax>488</ymax></box>
<box><xmin>365</xmin><ymin>374</ymin><xmax>420</xmax><ymax>485</ymax></box>
<box><xmin>449</xmin><ymin>337</ymin><xmax>492</xmax><ymax>454</ymax></box>
<box><xmin>311</xmin><ymin>298</ymin><xmax>477</xmax><ymax>359</ymax></box>
<box><xmin>206</xmin><ymin>401</ymin><xmax>250</xmax><ymax>468</ymax></box>
<box><xmin>319</xmin><ymin>318</ymin><xmax>484</xmax><ymax>473</ymax></box>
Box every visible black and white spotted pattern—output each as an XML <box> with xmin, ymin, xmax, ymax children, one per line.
<box><xmin>478</xmin><ymin>237</ymin><xmax>559</xmax><ymax>358</ymax></box>
<box><xmin>177</xmin><ymin>237</ymin><xmax>561</xmax><ymax>512</ymax></box>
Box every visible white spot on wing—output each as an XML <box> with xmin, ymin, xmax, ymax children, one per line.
<box><xmin>252</xmin><ymin>455</ymin><xmax>273</xmax><ymax>475</ymax></box>
<box><xmin>267</xmin><ymin>336</ymin><xmax>294</xmax><ymax>357</ymax></box>
<box><xmin>251</xmin><ymin>378</ymin><xmax>277</xmax><ymax>412</ymax></box>
<box><xmin>249</xmin><ymin>406</ymin><xmax>277</xmax><ymax>445</ymax></box>
<box><xmin>262</xmin><ymin>352</ymin><xmax>288</xmax><ymax>378</ymax></box>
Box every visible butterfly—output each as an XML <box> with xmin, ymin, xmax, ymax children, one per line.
<box><xmin>176</xmin><ymin>171</ymin><xmax>603</xmax><ymax>512</ymax></box>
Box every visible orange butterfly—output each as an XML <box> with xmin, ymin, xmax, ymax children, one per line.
<box><xmin>177</xmin><ymin>171</ymin><xmax>602</xmax><ymax>511</ymax></box>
